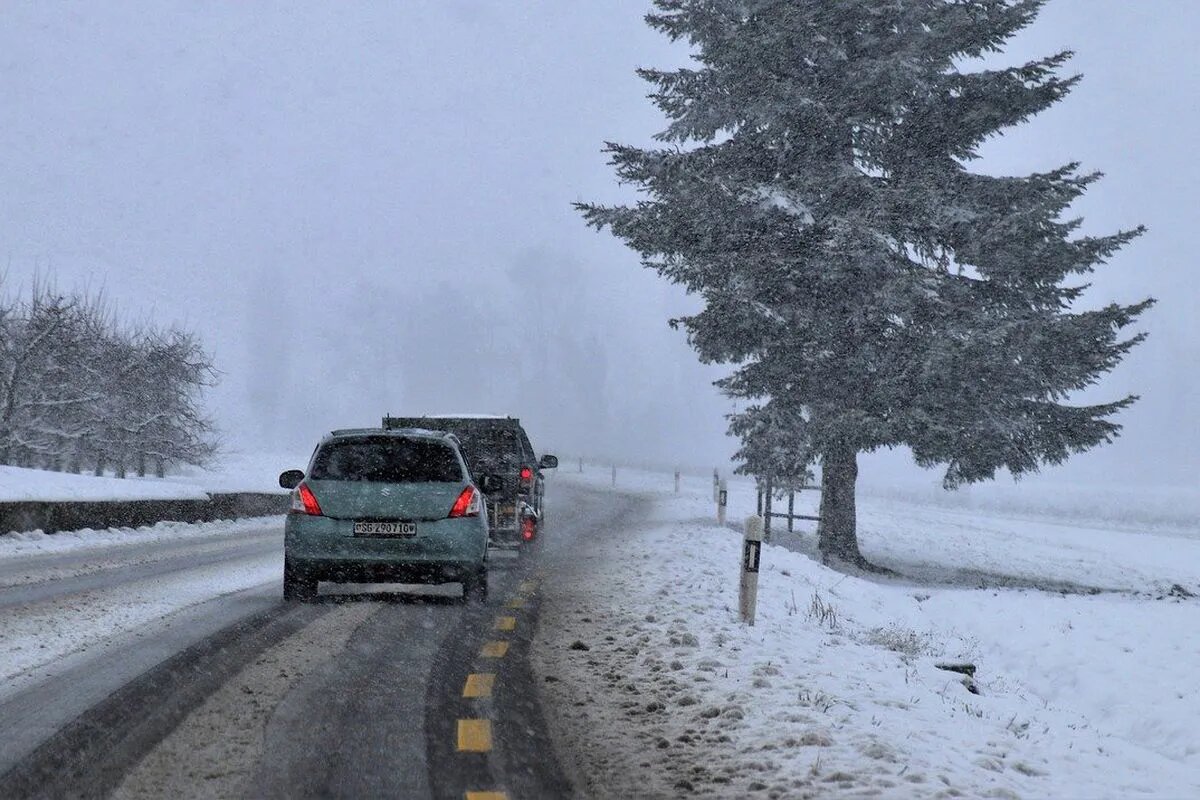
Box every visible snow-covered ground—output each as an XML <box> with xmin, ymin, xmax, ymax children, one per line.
<box><xmin>535</xmin><ymin>467</ymin><xmax>1200</xmax><ymax>799</ymax></box>
<box><xmin>0</xmin><ymin>465</ymin><xmax>210</xmax><ymax>503</ymax></box>
<box><xmin>0</xmin><ymin>452</ymin><xmax>297</xmax><ymax>702</ymax></box>
<box><xmin>0</xmin><ymin>517</ymin><xmax>282</xmax><ymax>700</ymax></box>
<box><xmin>0</xmin><ymin>516</ymin><xmax>280</xmax><ymax>575</ymax></box>
<box><xmin>0</xmin><ymin>450</ymin><xmax>303</xmax><ymax>504</ymax></box>
<box><xmin>165</xmin><ymin>450</ymin><xmax>310</xmax><ymax>495</ymax></box>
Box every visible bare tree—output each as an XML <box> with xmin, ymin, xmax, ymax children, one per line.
<box><xmin>0</xmin><ymin>279</ymin><xmax>219</xmax><ymax>475</ymax></box>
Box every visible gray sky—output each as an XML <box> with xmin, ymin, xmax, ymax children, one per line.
<box><xmin>1</xmin><ymin>1</ymin><xmax>1195</xmax><ymax>488</ymax></box>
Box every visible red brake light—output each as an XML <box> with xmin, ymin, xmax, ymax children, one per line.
<box><xmin>520</xmin><ymin>467</ymin><xmax>533</xmax><ymax>481</ymax></box>
<box><xmin>521</xmin><ymin>516</ymin><xmax>536</xmax><ymax>541</ymax></box>
<box><xmin>291</xmin><ymin>484</ymin><xmax>322</xmax><ymax>516</ymax></box>
<box><xmin>449</xmin><ymin>485</ymin><xmax>480</xmax><ymax>518</ymax></box>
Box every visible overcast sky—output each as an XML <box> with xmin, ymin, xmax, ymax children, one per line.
<box><xmin>1</xmin><ymin>1</ymin><xmax>1195</xmax><ymax>489</ymax></box>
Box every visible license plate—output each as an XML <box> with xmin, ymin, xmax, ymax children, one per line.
<box><xmin>353</xmin><ymin>521</ymin><xmax>416</xmax><ymax>537</ymax></box>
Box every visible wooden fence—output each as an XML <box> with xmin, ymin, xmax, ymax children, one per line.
<box><xmin>755</xmin><ymin>476</ymin><xmax>821</xmax><ymax>540</ymax></box>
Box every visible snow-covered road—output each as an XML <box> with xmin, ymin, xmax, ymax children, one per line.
<box><xmin>0</xmin><ymin>518</ymin><xmax>284</xmax><ymax>708</ymax></box>
<box><xmin>0</xmin><ymin>484</ymin><xmax>612</xmax><ymax>798</ymax></box>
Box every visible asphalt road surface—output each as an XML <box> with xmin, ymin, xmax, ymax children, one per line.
<box><xmin>0</xmin><ymin>480</ymin><xmax>634</xmax><ymax>799</ymax></box>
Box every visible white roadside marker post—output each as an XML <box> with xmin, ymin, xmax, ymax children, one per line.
<box><xmin>717</xmin><ymin>478</ymin><xmax>728</xmax><ymax>526</ymax></box>
<box><xmin>740</xmin><ymin>515</ymin><xmax>763</xmax><ymax>625</ymax></box>
<box><xmin>611</xmin><ymin>465</ymin><xmax>616</xmax><ymax>487</ymax></box>
<box><xmin>674</xmin><ymin>469</ymin><xmax>681</xmax><ymax>494</ymax></box>
<box><xmin>578</xmin><ymin>457</ymin><xmax>583</xmax><ymax>473</ymax></box>
<box><xmin>712</xmin><ymin>469</ymin><xmax>719</xmax><ymax>502</ymax></box>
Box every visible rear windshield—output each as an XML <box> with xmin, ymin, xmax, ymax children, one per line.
<box><xmin>454</xmin><ymin>428</ymin><xmax>525</xmax><ymax>474</ymax></box>
<box><xmin>387</xmin><ymin>419</ymin><xmax>535</xmax><ymax>477</ymax></box>
<box><xmin>308</xmin><ymin>437</ymin><xmax>464</xmax><ymax>483</ymax></box>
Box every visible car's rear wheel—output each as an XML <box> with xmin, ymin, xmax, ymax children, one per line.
<box><xmin>283</xmin><ymin>558</ymin><xmax>318</xmax><ymax>601</ymax></box>
<box><xmin>463</xmin><ymin>566</ymin><xmax>488</xmax><ymax>604</ymax></box>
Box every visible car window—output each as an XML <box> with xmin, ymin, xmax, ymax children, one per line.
<box><xmin>308</xmin><ymin>437</ymin><xmax>464</xmax><ymax>483</ymax></box>
<box><xmin>453</xmin><ymin>429</ymin><xmax>525</xmax><ymax>473</ymax></box>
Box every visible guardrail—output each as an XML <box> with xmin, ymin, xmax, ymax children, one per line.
<box><xmin>0</xmin><ymin>492</ymin><xmax>290</xmax><ymax>535</ymax></box>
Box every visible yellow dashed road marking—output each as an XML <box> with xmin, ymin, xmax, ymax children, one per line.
<box><xmin>518</xmin><ymin>580</ymin><xmax>537</xmax><ymax>594</ymax></box>
<box><xmin>505</xmin><ymin>597</ymin><xmax>525</xmax><ymax>609</ymax></box>
<box><xmin>479</xmin><ymin>641</ymin><xmax>509</xmax><ymax>658</ymax></box>
<box><xmin>463</xmin><ymin>673</ymin><xmax>496</xmax><ymax>698</ymax></box>
<box><xmin>494</xmin><ymin>616</ymin><xmax>516</xmax><ymax>632</ymax></box>
<box><xmin>457</xmin><ymin>719</ymin><xmax>493</xmax><ymax>752</ymax></box>
<box><xmin>465</xmin><ymin>792</ymin><xmax>508</xmax><ymax>800</ymax></box>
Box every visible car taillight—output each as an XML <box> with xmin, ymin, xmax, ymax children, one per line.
<box><xmin>519</xmin><ymin>466</ymin><xmax>533</xmax><ymax>485</ymax></box>
<box><xmin>449</xmin><ymin>485</ymin><xmax>481</xmax><ymax>518</ymax></box>
<box><xmin>291</xmin><ymin>484</ymin><xmax>322</xmax><ymax>516</ymax></box>
<box><xmin>521</xmin><ymin>516</ymin><xmax>536</xmax><ymax>541</ymax></box>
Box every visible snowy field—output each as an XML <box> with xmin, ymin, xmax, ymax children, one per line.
<box><xmin>535</xmin><ymin>467</ymin><xmax>1200</xmax><ymax>799</ymax></box>
<box><xmin>0</xmin><ymin>451</ymin><xmax>303</xmax><ymax>504</ymax></box>
<box><xmin>0</xmin><ymin>465</ymin><xmax>211</xmax><ymax>503</ymax></box>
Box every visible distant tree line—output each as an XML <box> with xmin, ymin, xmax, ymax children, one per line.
<box><xmin>0</xmin><ymin>281</ymin><xmax>218</xmax><ymax>477</ymax></box>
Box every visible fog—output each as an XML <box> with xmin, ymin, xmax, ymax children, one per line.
<box><xmin>1</xmin><ymin>1</ymin><xmax>1195</xmax><ymax>488</ymax></box>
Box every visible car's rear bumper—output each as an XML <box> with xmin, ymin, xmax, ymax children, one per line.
<box><xmin>284</xmin><ymin>513</ymin><xmax>488</xmax><ymax>581</ymax></box>
<box><xmin>489</xmin><ymin>525</ymin><xmax>522</xmax><ymax>544</ymax></box>
<box><xmin>287</xmin><ymin>557</ymin><xmax>479</xmax><ymax>585</ymax></box>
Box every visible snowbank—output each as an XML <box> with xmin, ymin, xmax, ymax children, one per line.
<box><xmin>535</xmin><ymin>470</ymin><xmax>1200</xmax><ymax>799</ymax></box>
<box><xmin>0</xmin><ymin>516</ymin><xmax>282</xmax><ymax>560</ymax></box>
<box><xmin>0</xmin><ymin>466</ymin><xmax>209</xmax><ymax>503</ymax></box>
<box><xmin>0</xmin><ymin>450</ymin><xmax>305</xmax><ymax>505</ymax></box>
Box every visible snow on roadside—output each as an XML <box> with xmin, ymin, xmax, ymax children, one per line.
<box><xmin>0</xmin><ymin>465</ymin><xmax>209</xmax><ymax>503</ymax></box>
<box><xmin>0</xmin><ymin>516</ymin><xmax>284</xmax><ymax>562</ymax></box>
<box><xmin>534</xmin><ymin>472</ymin><xmax>1200</xmax><ymax>799</ymax></box>
<box><xmin>1</xmin><ymin>451</ymin><xmax>301</xmax><ymax>504</ymax></box>
<box><xmin>557</xmin><ymin>464</ymin><xmax>1200</xmax><ymax>594</ymax></box>
<box><xmin>0</xmin><ymin>541</ymin><xmax>281</xmax><ymax>695</ymax></box>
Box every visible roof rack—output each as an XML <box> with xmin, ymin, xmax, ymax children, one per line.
<box><xmin>329</xmin><ymin>426</ymin><xmax>456</xmax><ymax>439</ymax></box>
<box><xmin>382</xmin><ymin>413</ymin><xmax>519</xmax><ymax>429</ymax></box>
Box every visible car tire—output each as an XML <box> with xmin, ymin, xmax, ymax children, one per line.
<box><xmin>283</xmin><ymin>559</ymin><xmax>318</xmax><ymax>601</ymax></box>
<box><xmin>463</xmin><ymin>566</ymin><xmax>488</xmax><ymax>604</ymax></box>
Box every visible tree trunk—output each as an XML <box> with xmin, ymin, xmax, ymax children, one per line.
<box><xmin>817</xmin><ymin>447</ymin><xmax>892</xmax><ymax>573</ymax></box>
<box><xmin>817</xmin><ymin>445</ymin><xmax>867</xmax><ymax>568</ymax></box>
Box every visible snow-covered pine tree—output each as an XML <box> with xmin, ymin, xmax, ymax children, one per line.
<box><xmin>578</xmin><ymin>0</ymin><xmax>1151</xmax><ymax>569</ymax></box>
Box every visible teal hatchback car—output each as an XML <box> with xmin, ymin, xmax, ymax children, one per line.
<box><xmin>279</xmin><ymin>428</ymin><xmax>491</xmax><ymax>602</ymax></box>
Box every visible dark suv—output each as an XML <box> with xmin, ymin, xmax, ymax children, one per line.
<box><xmin>382</xmin><ymin>415</ymin><xmax>557</xmax><ymax>548</ymax></box>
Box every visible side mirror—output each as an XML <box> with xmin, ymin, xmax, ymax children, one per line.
<box><xmin>279</xmin><ymin>469</ymin><xmax>305</xmax><ymax>490</ymax></box>
<box><xmin>478</xmin><ymin>474</ymin><xmax>501</xmax><ymax>493</ymax></box>
<box><xmin>539</xmin><ymin>454</ymin><xmax>558</xmax><ymax>470</ymax></box>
